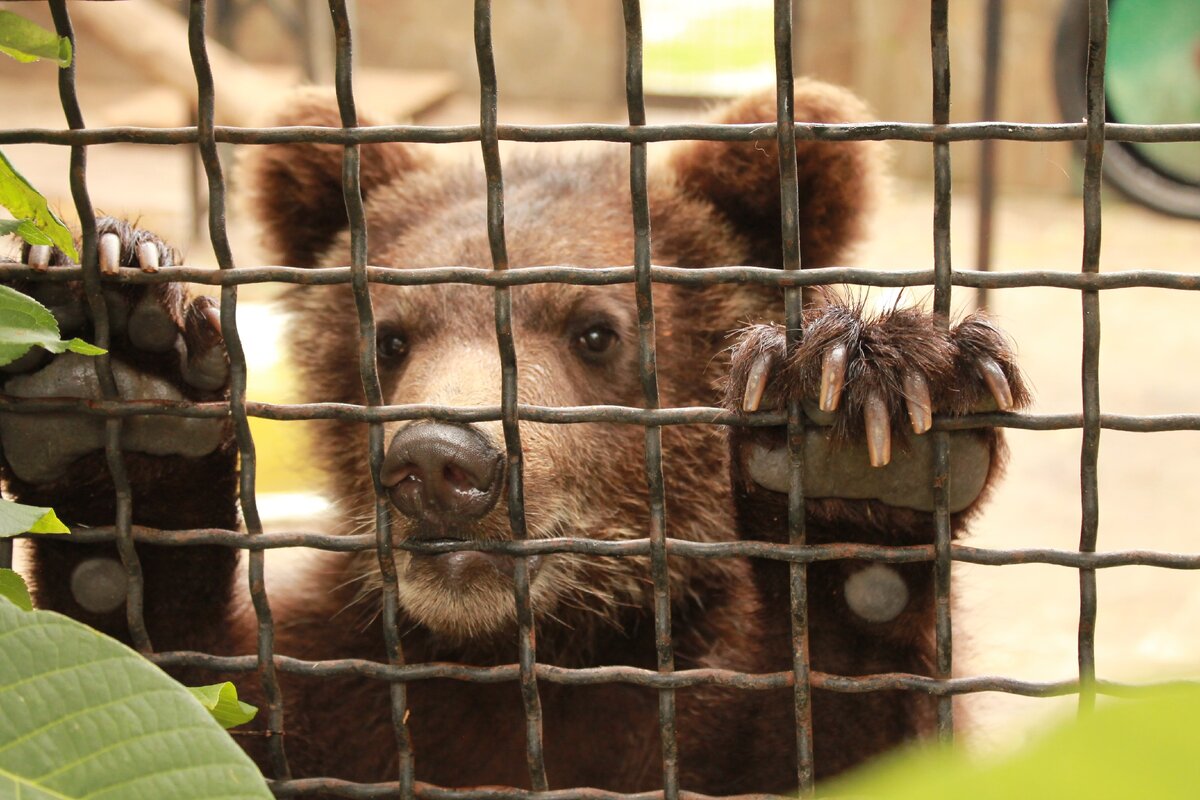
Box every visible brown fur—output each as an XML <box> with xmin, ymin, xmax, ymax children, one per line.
<box><xmin>16</xmin><ymin>82</ymin><xmax>1027</xmax><ymax>794</ymax></box>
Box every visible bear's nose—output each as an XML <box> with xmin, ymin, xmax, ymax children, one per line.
<box><xmin>380</xmin><ymin>423</ymin><xmax>505</xmax><ymax>523</ymax></box>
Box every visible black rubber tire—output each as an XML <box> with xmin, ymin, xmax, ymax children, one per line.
<box><xmin>1053</xmin><ymin>0</ymin><xmax>1200</xmax><ymax>220</ymax></box>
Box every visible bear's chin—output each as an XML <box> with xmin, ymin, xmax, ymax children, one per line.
<box><xmin>396</xmin><ymin>551</ymin><xmax>546</xmax><ymax>639</ymax></box>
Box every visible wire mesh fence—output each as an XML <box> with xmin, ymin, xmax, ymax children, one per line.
<box><xmin>2</xmin><ymin>0</ymin><xmax>1200</xmax><ymax>798</ymax></box>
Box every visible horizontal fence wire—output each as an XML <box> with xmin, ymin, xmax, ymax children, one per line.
<box><xmin>5</xmin><ymin>394</ymin><xmax>1200</xmax><ymax>433</ymax></box>
<box><xmin>137</xmin><ymin>648</ymin><xmax>1199</xmax><ymax>699</ymax></box>
<box><xmin>0</xmin><ymin>121</ymin><xmax>1197</xmax><ymax>147</ymax></box>
<box><xmin>29</xmin><ymin>528</ymin><xmax>1200</xmax><ymax>570</ymax></box>
<box><xmin>4</xmin><ymin>0</ymin><xmax>1199</xmax><ymax>798</ymax></box>
<box><xmin>3</xmin><ymin>262</ymin><xmax>1197</xmax><ymax>290</ymax></box>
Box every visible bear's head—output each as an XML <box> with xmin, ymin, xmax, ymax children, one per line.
<box><xmin>245</xmin><ymin>83</ymin><xmax>880</xmax><ymax>645</ymax></box>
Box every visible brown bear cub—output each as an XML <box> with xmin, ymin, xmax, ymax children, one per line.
<box><xmin>5</xmin><ymin>80</ymin><xmax>1026</xmax><ymax>793</ymax></box>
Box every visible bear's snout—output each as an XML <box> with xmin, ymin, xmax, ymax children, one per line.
<box><xmin>381</xmin><ymin>422</ymin><xmax>505</xmax><ymax>524</ymax></box>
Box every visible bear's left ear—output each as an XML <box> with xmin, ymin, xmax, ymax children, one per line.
<box><xmin>666</xmin><ymin>80</ymin><xmax>883</xmax><ymax>269</ymax></box>
<box><xmin>243</xmin><ymin>87</ymin><xmax>428</xmax><ymax>268</ymax></box>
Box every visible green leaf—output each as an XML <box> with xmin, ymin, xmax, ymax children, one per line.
<box><xmin>0</xmin><ymin>10</ymin><xmax>72</xmax><ymax>66</ymax></box>
<box><xmin>0</xmin><ymin>218</ymin><xmax>53</xmax><ymax>246</ymax></box>
<box><xmin>823</xmin><ymin>684</ymin><xmax>1200</xmax><ymax>799</ymax></box>
<box><xmin>0</xmin><ymin>568</ymin><xmax>32</xmax><ymax>611</ymax></box>
<box><xmin>0</xmin><ymin>499</ymin><xmax>69</xmax><ymax>537</ymax></box>
<box><xmin>66</xmin><ymin>337</ymin><xmax>107</xmax><ymax>356</ymax></box>
<box><xmin>0</xmin><ymin>149</ymin><xmax>77</xmax><ymax>260</ymax></box>
<box><xmin>0</xmin><ymin>284</ymin><xmax>106</xmax><ymax>366</ymax></box>
<box><xmin>0</xmin><ymin>601</ymin><xmax>272</xmax><ymax>799</ymax></box>
<box><xmin>186</xmin><ymin>683</ymin><xmax>259</xmax><ymax>730</ymax></box>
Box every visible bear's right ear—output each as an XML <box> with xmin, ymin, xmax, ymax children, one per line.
<box><xmin>244</xmin><ymin>88</ymin><xmax>426</xmax><ymax>268</ymax></box>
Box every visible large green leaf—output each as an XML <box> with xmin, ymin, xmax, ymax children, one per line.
<box><xmin>0</xmin><ymin>601</ymin><xmax>272</xmax><ymax>799</ymax></box>
<box><xmin>186</xmin><ymin>683</ymin><xmax>259</xmax><ymax>730</ymax></box>
<box><xmin>823</xmin><ymin>684</ymin><xmax>1200</xmax><ymax>799</ymax></box>
<box><xmin>0</xmin><ymin>10</ymin><xmax>71</xmax><ymax>66</ymax></box>
<box><xmin>0</xmin><ymin>498</ymin><xmax>68</xmax><ymax>537</ymax></box>
<box><xmin>0</xmin><ymin>284</ymin><xmax>104</xmax><ymax>366</ymax></box>
<box><xmin>0</xmin><ymin>150</ymin><xmax>77</xmax><ymax>260</ymax></box>
<box><xmin>0</xmin><ymin>568</ymin><xmax>32</xmax><ymax>611</ymax></box>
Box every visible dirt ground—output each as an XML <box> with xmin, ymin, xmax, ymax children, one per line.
<box><xmin>3</xmin><ymin>69</ymin><xmax>1198</xmax><ymax>760</ymax></box>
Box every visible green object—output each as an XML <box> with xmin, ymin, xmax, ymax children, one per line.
<box><xmin>186</xmin><ymin>683</ymin><xmax>259</xmax><ymax>730</ymax></box>
<box><xmin>0</xmin><ymin>284</ymin><xmax>105</xmax><ymax>367</ymax></box>
<box><xmin>0</xmin><ymin>499</ymin><xmax>68</xmax><ymax>537</ymax></box>
<box><xmin>0</xmin><ymin>601</ymin><xmax>272</xmax><ymax>799</ymax></box>
<box><xmin>0</xmin><ymin>150</ymin><xmax>77</xmax><ymax>261</ymax></box>
<box><xmin>823</xmin><ymin>685</ymin><xmax>1200</xmax><ymax>799</ymax></box>
<box><xmin>0</xmin><ymin>219</ymin><xmax>52</xmax><ymax>247</ymax></box>
<box><xmin>0</xmin><ymin>568</ymin><xmax>32</xmax><ymax>611</ymax></box>
<box><xmin>643</xmin><ymin>4</ymin><xmax>774</xmax><ymax>96</ymax></box>
<box><xmin>0</xmin><ymin>10</ymin><xmax>72</xmax><ymax>66</ymax></box>
<box><xmin>1107</xmin><ymin>0</ymin><xmax>1200</xmax><ymax>183</ymax></box>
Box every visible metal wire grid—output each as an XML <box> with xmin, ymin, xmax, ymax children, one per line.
<box><xmin>0</xmin><ymin>0</ymin><xmax>1197</xmax><ymax>798</ymax></box>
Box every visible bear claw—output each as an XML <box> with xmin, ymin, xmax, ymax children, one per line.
<box><xmin>742</xmin><ymin>352</ymin><xmax>773</xmax><ymax>413</ymax></box>
<box><xmin>818</xmin><ymin>343</ymin><xmax>849</xmax><ymax>413</ymax></box>
<box><xmin>901</xmin><ymin>369</ymin><xmax>932</xmax><ymax>435</ymax></box>
<box><xmin>136</xmin><ymin>241</ymin><xmax>160</xmax><ymax>273</ymax></box>
<box><xmin>27</xmin><ymin>245</ymin><xmax>51</xmax><ymax>272</ymax></box>
<box><xmin>977</xmin><ymin>356</ymin><xmax>1014</xmax><ymax>411</ymax></box>
<box><xmin>99</xmin><ymin>232</ymin><xmax>121</xmax><ymax>275</ymax></box>
<box><xmin>863</xmin><ymin>390</ymin><xmax>891</xmax><ymax>468</ymax></box>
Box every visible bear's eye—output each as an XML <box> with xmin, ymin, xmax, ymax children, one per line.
<box><xmin>575</xmin><ymin>324</ymin><xmax>619</xmax><ymax>362</ymax></box>
<box><xmin>377</xmin><ymin>331</ymin><xmax>409</xmax><ymax>362</ymax></box>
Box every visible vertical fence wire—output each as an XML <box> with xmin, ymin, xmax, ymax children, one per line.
<box><xmin>772</xmin><ymin>0</ymin><xmax>814</xmax><ymax>793</ymax></box>
<box><xmin>1077</xmin><ymin>0</ymin><xmax>1107</xmax><ymax>716</ymax></box>
<box><xmin>620</xmin><ymin>3</ymin><xmax>679</xmax><ymax>796</ymax></box>
<box><xmin>471</xmin><ymin>0</ymin><xmax>550</xmax><ymax>790</ymax></box>
<box><xmin>326</xmin><ymin>1</ymin><xmax>415</xmax><ymax>792</ymax></box>
<box><xmin>186</xmin><ymin>0</ymin><xmax>291</xmax><ymax>778</ymax></box>
<box><xmin>974</xmin><ymin>0</ymin><xmax>1003</xmax><ymax>311</ymax></box>
<box><xmin>47</xmin><ymin>0</ymin><xmax>152</xmax><ymax>654</ymax></box>
<box><xmin>929</xmin><ymin>0</ymin><xmax>956</xmax><ymax>742</ymax></box>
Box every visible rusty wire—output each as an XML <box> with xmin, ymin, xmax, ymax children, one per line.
<box><xmin>472</xmin><ymin>1</ymin><xmax>549</xmax><ymax>790</ymax></box>
<box><xmin>326</xmin><ymin>0</ymin><xmax>416</xmax><ymax>789</ymax></box>
<box><xmin>6</xmin><ymin>1</ymin><xmax>1200</xmax><ymax>798</ymax></box>
<box><xmin>1</xmin><ymin>121</ymin><xmax>1198</xmax><ymax>148</ymax></box>
<box><xmin>46</xmin><ymin>0</ymin><xmax>152</xmax><ymax>654</ymax></box>
<box><xmin>1076</xmin><ymin>0</ymin><xmax>1108</xmax><ymax>718</ymax></box>
<box><xmin>3</xmin><ymin>262</ymin><xmax>1199</xmax><ymax>291</ymax></box>
<box><xmin>186</xmin><ymin>0</ymin><xmax>293</xmax><ymax>778</ymax></box>
<box><xmin>622</xmin><ymin>2</ymin><xmax>680</xmax><ymax>796</ymax></box>
<box><xmin>930</xmin><ymin>0</ymin><xmax>956</xmax><ymax>743</ymax></box>
<box><xmin>770</xmin><ymin>0</ymin><xmax>815</xmax><ymax>790</ymax></box>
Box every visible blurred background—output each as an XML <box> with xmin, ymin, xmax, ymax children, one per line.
<box><xmin>2</xmin><ymin>0</ymin><xmax>1198</xmax><ymax>761</ymax></box>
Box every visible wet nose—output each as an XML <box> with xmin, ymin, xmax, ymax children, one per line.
<box><xmin>380</xmin><ymin>423</ymin><xmax>505</xmax><ymax>523</ymax></box>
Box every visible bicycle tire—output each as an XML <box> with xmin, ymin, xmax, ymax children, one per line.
<box><xmin>1053</xmin><ymin>0</ymin><xmax>1200</xmax><ymax>220</ymax></box>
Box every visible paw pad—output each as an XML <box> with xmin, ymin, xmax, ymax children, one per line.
<box><xmin>844</xmin><ymin>564</ymin><xmax>909</xmax><ymax>623</ymax></box>
<box><xmin>70</xmin><ymin>557</ymin><xmax>127</xmax><ymax>615</ymax></box>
